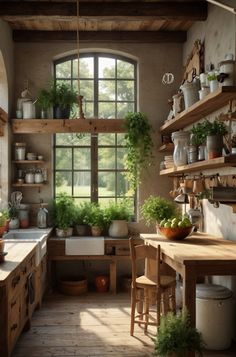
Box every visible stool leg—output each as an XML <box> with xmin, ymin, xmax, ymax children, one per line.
<box><xmin>144</xmin><ymin>288</ymin><xmax>149</xmax><ymax>334</ymax></box>
<box><xmin>130</xmin><ymin>286</ymin><xmax>136</xmax><ymax>336</ymax></box>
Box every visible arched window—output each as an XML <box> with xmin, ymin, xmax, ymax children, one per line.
<box><xmin>54</xmin><ymin>53</ymin><xmax>137</xmax><ymax>214</ymax></box>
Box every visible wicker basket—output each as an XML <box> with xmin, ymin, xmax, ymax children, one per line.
<box><xmin>59</xmin><ymin>276</ymin><xmax>88</xmax><ymax>295</ymax></box>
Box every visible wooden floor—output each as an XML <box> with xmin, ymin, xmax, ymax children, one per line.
<box><xmin>12</xmin><ymin>292</ymin><xmax>236</xmax><ymax>357</ymax></box>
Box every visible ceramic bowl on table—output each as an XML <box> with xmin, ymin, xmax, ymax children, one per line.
<box><xmin>158</xmin><ymin>225</ymin><xmax>193</xmax><ymax>241</ymax></box>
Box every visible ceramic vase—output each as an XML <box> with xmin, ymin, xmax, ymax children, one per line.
<box><xmin>108</xmin><ymin>220</ymin><xmax>128</xmax><ymax>238</ymax></box>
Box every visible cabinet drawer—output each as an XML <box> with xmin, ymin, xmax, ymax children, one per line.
<box><xmin>8</xmin><ymin>269</ymin><xmax>22</xmax><ymax>301</ymax></box>
<box><xmin>115</xmin><ymin>245</ymin><xmax>130</xmax><ymax>256</ymax></box>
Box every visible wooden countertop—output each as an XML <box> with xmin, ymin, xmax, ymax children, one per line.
<box><xmin>0</xmin><ymin>241</ymin><xmax>37</xmax><ymax>282</ymax></box>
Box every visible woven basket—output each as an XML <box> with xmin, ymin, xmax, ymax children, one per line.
<box><xmin>59</xmin><ymin>276</ymin><xmax>88</xmax><ymax>295</ymax></box>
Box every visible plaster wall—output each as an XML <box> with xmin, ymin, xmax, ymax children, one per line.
<box><xmin>0</xmin><ymin>20</ymin><xmax>14</xmax><ymax>208</ymax></box>
<box><xmin>183</xmin><ymin>5</ymin><xmax>236</xmax><ymax>295</ymax></box>
<box><xmin>14</xmin><ymin>41</ymin><xmax>183</xmax><ymax>230</ymax></box>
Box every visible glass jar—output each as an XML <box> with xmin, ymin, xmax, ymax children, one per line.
<box><xmin>172</xmin><ymin>131</ymin><xmax>190</xmax><ymax>166</ymax></box>
<box><xmin>14</xmin><ymin>142</ymin><xmax>26</xmax><ymax>161</ymax></box>
<box><xmin>37</xmin><ymin>206</ymin><xmax>47</xmax><ymax>228</ymax></box>
<box><xmin>18</xmin><ymin>205</ymin><xmax>30</xmax><ymax>228</ymax></box>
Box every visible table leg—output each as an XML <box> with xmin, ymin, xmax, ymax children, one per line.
<box><xmin>109</xmin><ymin>260</ymin><xmax>117</xmax><ymax>294</ymax></box>
<box><xmin>183</xmin><ymin>267</ymin><xmax>196</xmax><ymax>327</ymax></box>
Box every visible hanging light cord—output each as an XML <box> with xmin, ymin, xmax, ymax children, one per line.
<box><xmin>76</xmin><ymin>0</ymin><xmax>85</xmax><ymax>119</ymax></box>
<box><xmin>207</xmin><ymin>0</ymin><xmax>236</xmax><ymax>14</ymax></box>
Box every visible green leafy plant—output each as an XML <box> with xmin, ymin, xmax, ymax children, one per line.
<box><xmin>141</xmin><ymin>196</ymin><xmax>177</xmax><ymax>225</ymax></box>
<box><xmin>190</xmin><ymin>122</ymin><xmax>207</xmax><ymax>146</ymax></box>
<box><xmin>204</xmin><ymin>118</ymin><xmax>228</xmax><ymax>136</ymax></box>
<box><xmin>74</xmin><ymin>202</ymin><xmax>92</xmax><ymax>225</ymax></box>
<box><xmin>207</xmin><ymin>72</ymin><xmax>218</xmax><ymax>81</ymax></box>
<box><xmin>124</xmin><ymin>112</ymin><xmax>153</xmax><ymax>192</ymax></box>
<box><xmin>83</xmin><ymin>203</ymin><xmax>105</xmax><ymax>229</ymax></box>
<box><xmin>52</xmin><ymin>193</ymin><xmax>76</xmax><ymax>230</ymax></box>
<box><xmin>51</xmin><ymin>82</ymin><xmax>78</xmax><ymax>109</ymax></box>
<box><xmin>153</xmin><ymin>308</ymin><xmax>204</xmax><ymax>357</ymax></box>
<box><xmin>0</xmin><ymin>210</ymin><xmax>8</xmax><ymax>227</ymax></box>
<box><xmin>103</xmin><ymin>200</ymin><xmax>131</xmax><ymax>225</ymax></box>
<box><xmin>37</xmin><ymin>88</ymin><xmax>52</xmax><ymax>110</ymax></box>
<box><xmin>8</xmin><ymin>205</ymin><xmax>18</xmax><ymax>219</ymax></box>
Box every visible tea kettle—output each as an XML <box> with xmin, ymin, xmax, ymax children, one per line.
<box><xmin>34</xmin><ymin>169</ymin><xmax>44</xmax><ymax>184</ymax></box>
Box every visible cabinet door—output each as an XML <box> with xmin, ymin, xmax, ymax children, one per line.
<box><xmin>9</xmin><ymin>294</ymin><xmax>21</xmax><ymax>349</ymax></box>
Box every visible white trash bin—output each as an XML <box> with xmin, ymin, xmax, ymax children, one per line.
<box><xmin>196</xmin><ymin>284</ymin><xmax>234</xmax><ymax>350</ymax></box>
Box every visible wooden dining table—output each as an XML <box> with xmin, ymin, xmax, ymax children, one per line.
<box><xmin>141</xmin><ymin>232</ymin><xmax>236</xmax><ymax>327</ymax></box>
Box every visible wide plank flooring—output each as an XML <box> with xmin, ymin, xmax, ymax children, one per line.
<box><xmin>12</xmin><ymin>292</ymin><xmax>236</xmax><ymax>357</ymax></box>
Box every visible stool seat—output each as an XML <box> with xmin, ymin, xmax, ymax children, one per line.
<box><xmin>136</xmin><ymin>274</ymin><xmax>176</xmax><ymax>288</ymax></box>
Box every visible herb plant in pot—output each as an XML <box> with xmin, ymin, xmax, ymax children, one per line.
<box><xmin>37</xmin><ymin>88</ymin><xmax>52</xmax><ymax>119</ymax></box>
<box><xmin>74</xmin><ymin>202</ymin><xmax>91</xmax><ymax>236</ymax></box>
<box><xmin>204</xmin><ymin>118</ymin><xmax>228</xmax><ymax>159</ymax></box>
<box><xmin>141</xmin><ymin>195</ymin><xmax>177</xmax><ymax>233</ymax></box>
<box><xmin>83</xmin><ymin>203</ymin><xmax>105</xmax><ymax>237</ymax></box>
<box><xmin>8</xmin><ymin>204</ymin><xmax>20</xmax><ymax>230</ymax></box>
<box><xmin>190</xmin><ymin>121</ymin><xmax>207</xmax><ymax>161</ymax></box>
<box><xmin>153</xmin><ymin>308</ymin><xmax>204</xmax><ymax>357</ymax></box>
<box><xmin>124</xmin><ymin>112</ymin><xmax>153</xmax><ymax>192</ymax></box>
<box><xmin>104</xmin><ymin>201</ymin><xmax>131</xmax><ymax>238</ymax></box>
<box><xmin>51</xmin><ymin>82</ymin><xmax>78</xmax><ymax>119</ymax></box>
<box><xmin>52</xmin><ymin>193</ymin><xmax>76</xmax><ymax>238</ymax></box>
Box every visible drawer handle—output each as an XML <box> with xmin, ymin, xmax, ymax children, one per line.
<box><xmin>11</xmin><ymin>300</ymin><xmax>16</xmax><ymax>308</ymax></box>
<box><xmin>12</xmin><ymin>275</ymin><xmax>20</xmax><ymax>288</ymax></box>
<box><xmin>11</xmin><ymin>323</ymin><xmax>18</xmax><ymax>331</ymax></box>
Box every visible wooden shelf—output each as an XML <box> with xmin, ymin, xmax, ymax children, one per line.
<box><xmin>158</xmin><ymin>143</ymin><xmax>174</xmax><ymax>152</ymax></box>
<box><xmin>12</xmin><ymin>183</ymin><xmax>46</xmax><ymax>188</ymax></box>
<box><xmin>12</xmin><ymin>160</ymin><xmax>44</xmax><ymax>164</ymax></box>
<box><xmin>159</xmin><ymin>155</ymin><xmax>236</xmax><ymax>175</ymax></box>
<box><xmin>160</xmin><ymin>86</ymin><xmax>236</xmax><ymax>134</ymax></box>
<box><xmin>11</xmin><ymin>118</ymin><xmax>125</xmax><ymax>134</ymax></box>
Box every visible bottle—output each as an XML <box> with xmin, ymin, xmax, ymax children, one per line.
<box><xmin>37</xmin><ymin>203</ymin><xmax>47</xmax><ymax>229</ymax></box>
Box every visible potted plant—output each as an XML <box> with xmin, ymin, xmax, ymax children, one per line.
<box><xmin>52</xmin><ymin>193</ymin><xmax>76</xmax><ymax>237</ymax></box>
<box><xmin>104</xmin><ymin>200</ymin><xmax>131</xmax><ymax>238</ymax></box>
<box><xmin>74</xmin><ymin>202</ymin><xmax>91</xmax><ymax>236</ymax></box>
<box><xmin>50</xmin><ymin>82</ymin><xmax>78</xmax><ymax>119</ymax></box>
<box><xmin>207</xmin><ymin>72</ymin><xmax>219</xmax><ymax>93</ymax></box>
<box><xmin>153</xmin><ymin>309</ymin><xmax>204</xmax><ymax>357</ymax></box>
<box><xmin>83</xmin><ymin>203</ymin><xmax>105</xmax><ymax>237</ymax></box>
<box><xmin>124</xmin><ymin>112</ymin><xmax>153</xmax><ymax>192</ymax></box>
<box><xmin>8</xmin><ymin>204</ymin><xmax>20</xmax><ymax>230</ymax></box>
<box><xmin>204</xmin><ymin>118</ymin><xmax>228</xmax><ymax>159</ymax></box>
<box><xmin>190</xmin><ymin>121</ymin><xmax>207</xmax><ymax>161</ymax></box>
<box><xmin>141</xmin><ymin>195</ymin><xmax>177</xmax><ymax>231</ymax></box>
<box><xmin>37</xmin><ymin>88</ymin><xmax>52</xmax><ymax>119</ymax></box>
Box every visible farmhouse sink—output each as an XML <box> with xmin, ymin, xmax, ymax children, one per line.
<box><xmin>3</xmin><ymin>228</ymin><xmax>52</xmax><ymax>265</ymax></box>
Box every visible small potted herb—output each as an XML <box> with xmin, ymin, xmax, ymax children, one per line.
<box><xmin>153</xmin><ymin>308</ymin><xmax>204</xmax><ymax>357</ymax></box>
<box><xmin>207</xmin><ymin>72</ymin><xmax>219</xmax><ymax>93</ymax></box>
<box><xmin>83</xmin><ymin>203</ymin><xmax>105</xmax><ymax>237</ymax></box>
<box><xmin>190</xmin><ymin>121</ymin><xmax>207</xmax><ymax>161</ymax></box>
<box><xmin>141</xmin><ymin>196</ymin><xmax>177</xmax><ymax>231</ymax></box>
<box><xmin>204</xmin><ymin>118</ymin><xmax>228</xmax><ymax>159</ymax></box>
<box><xmin>104</xmin><ymin>200</ymin><xmax>131</xmax><ymax>238</ymax></box>
<box><xmin>74</xmin><ymin>202</ymin><xmax>91</xmax><ymax>236</ymax></box>
<box><xmin>37</xmin><ymin>88</ymin><xmax>52</xmax><ymax>119</ymax></box>
<box><xmin>8</xmin><ymin>204</ymin><xmax>20</xmax><ymax>230</ymax></box>
<box><xmin>52</xmin><ymin>193</ymin><xmax>76</xmax><ymax>237</ymax></box>
<box><xmin>50</xmin><ymin>82</ymin><xmax>78</xmax><ymax>119</ymax></box>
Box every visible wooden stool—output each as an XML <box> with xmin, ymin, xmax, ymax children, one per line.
<box><xmin>129</xmin><ymin>237</ymin><xmax>176</xmax><ymax>335</ymax></box>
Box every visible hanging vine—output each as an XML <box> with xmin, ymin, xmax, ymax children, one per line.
<box><xmin>124</xmin><ymin>112</ymin><xmax>154</xmax><ymax>192</ymax></box>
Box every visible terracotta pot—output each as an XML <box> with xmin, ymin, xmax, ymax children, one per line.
<box><xmin>206</xmin><ymin>134</ymin><xmax>223</xmax><ymax>159</ymax></box>
<box><xmin>56</xmin><ymin>227</ymin><xmax>73</xmax><ymax>238</ymax></box>
<box><xmin>95</xmin><ymin>275</ymin><xmax>109</xmax><ymax>292</ymax></box>
<box><xmin>91</xmin><ymin>226</ymin><xmax>102</xmax><ymax>237</ymax></box>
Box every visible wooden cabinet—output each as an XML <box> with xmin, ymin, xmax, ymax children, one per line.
<box><xmin>159</xmin><ymin>86</ymin><xmax>236</xmax><ymax>176</ymax></box>
<box><xmin>0</xmin><ymin>243</ymin><xmax>37</xmax><ymax>357</ymax></box>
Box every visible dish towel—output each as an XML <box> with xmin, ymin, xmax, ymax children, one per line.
<box><xmin>65</xmin><ymin>237</ymin><xmax>105</xmax><ymax>255</ymax></box>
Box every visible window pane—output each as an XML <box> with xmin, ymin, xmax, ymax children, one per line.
<box><xmin>98</xmin><ymin>198</ymin><xmax>115</xmax><ymax>208</ymax></box>
<box><xmin>117</xmin><ymin>172</ymin><xmax>130</xmax><ymax>196</ymax></box>
<box><xmin>98</xmin><ymin>148</ymin><xmax>115</xmax><ymax>169</ymax></box>
<box><xmin>117</xmin><ymin>148</ymin><xmax>125</xmax><ymax>169</ymax></box>
<box><xmin>117</xmin><ymin>80</ymin><xmax>134</xmax><ymax>101</ymax></box>
<box><xmin>56</xmin><ymin>61</ymin><xmax>71</xmax><ymax>78</ymax></box>
<box><xmin>99</xmin><ymin>58</ymin><xmax>115</xmax><ymax>78</ymax></box>
<box><xmin>117</xmin><ymin>197</ymin><xmax>135</xmax><ymax>217</ymax></box>
<box><xmin>55</xmin><ymin>148</ymin><xmax>72</xmax><ymax>170</ymax></box>
<box><xmin>80</xmin><ymin>80</ymin><xmax>94</xmax><ymax>101</ymax></box>
<box><xmin>55</xmin><ymin>172</ymin><xmax>72</xmax><ymax>196</ymax></box>
<box><xmin>117</xmin><ymin>133</ymin><xmax>125</xmax><ymax>146</ymax></box>
<box><xmin>73</xmin><ymin>58</ymin><xmax>94</xmax><ymax>78</ymax></box>
<box><xmin>74</xmin><ymin>198</ymin><xmax>91</xmax><ymax>205</ymax></box>
<box><xmin>98</xmin><ymin>172</ymin><xmax>115</xmax><ymax>196</ymax></box>
<box><xmin>117</xmin><ymin>102</ymin><xmax>134</xmax><ymax>118</ymax></box>
<box><xmin>84</xmin><ymin>102</ymin><xmax>94</xmax><ymax>118</ymax></box>
<box><xmin>74</xmin><ymin>148</ymin><xmax>91</xmax><ymax>169</ymax></box>
<box><xmin>74</xmin><ymin>172</ymin><xmax>91</xmax><ymax>197</ymax></box>
<box><xmin>117</xmin><ymin>60</ymin><xmax>134</xmax><ymax>79</ymax></box>
<box><xmin>98</xmin><ymin>134</ymin><xmax>115</xmax><ymax>146</ymax></box>
<box><xmin>98</xmin><ymin>102</ymin><xmax>115</xmax><ymax>118</ymax></box>
<box><xmin>98</xmin><ymin>80</ymin><xmax>115</xmax><ymax>101</ymax></box>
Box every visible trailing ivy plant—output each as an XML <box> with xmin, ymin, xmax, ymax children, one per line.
<box><xmin>124</xmin><ymin>112</ymin><xmax>153</xmax><ymax>192</ymax></box>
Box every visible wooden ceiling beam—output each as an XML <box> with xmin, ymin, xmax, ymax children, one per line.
<box><xmin>12</xmin><ymin>30</ymin><xmax>187</xmax><ymax>43</ymax></box>
<box><xmin>0</xmin><ymin>1</ymin><xmax>207</xmax><ymax>21</ymax></box>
